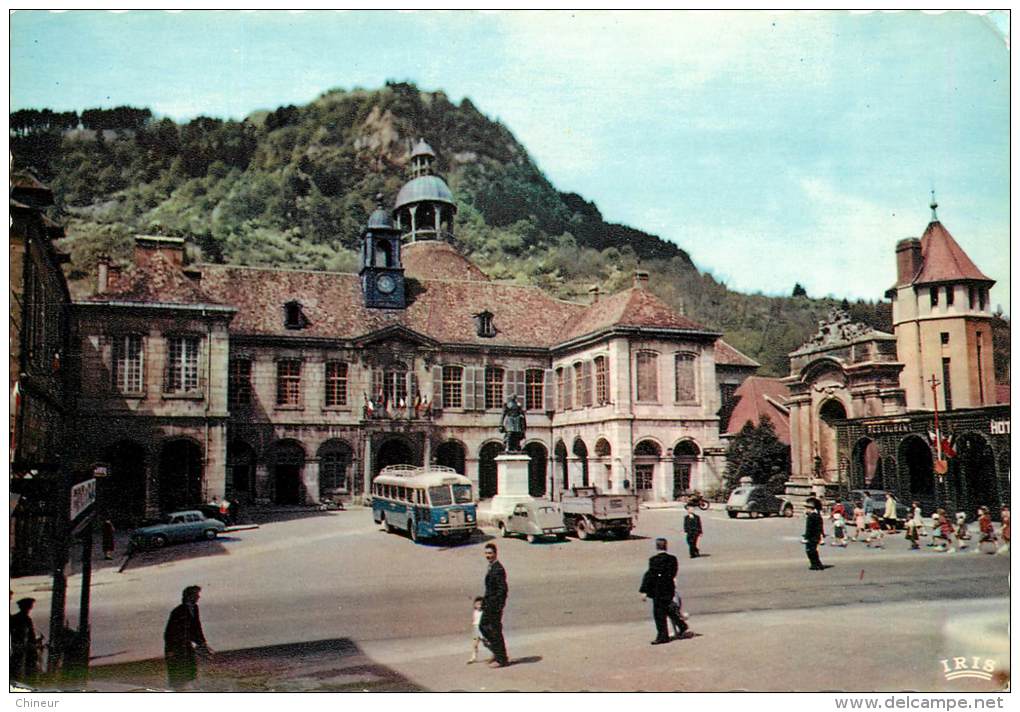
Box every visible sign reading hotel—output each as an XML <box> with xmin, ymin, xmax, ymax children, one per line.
<box><xmin>70</xmin><ymin>478</ymin><xmax>97</xmax><ymax>521</ymax></box>
<box><xmin>990</xmin><ymin>419</ymin><xmax>1010</xmax><ymax>435</ymax></box>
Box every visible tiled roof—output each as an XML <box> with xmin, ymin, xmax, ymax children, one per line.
<box><xmin>196</xmin><ymin>264</ymin><xmax>584</xmax><ymax>347</ymax></box>
<box><xmin>84</xmin><ymin>250</ymin><xmax>225</xmax><ymax>307</ymax></box>
<box><xmin>996</xmin><ymin>384</ymin><xmax>1010</xmax><ymax>405</ymax></box>
<box><xmin>403</xmin><ymin>241</ymin><xmax>490</xmax><ymax>282</ymax></box>
<box><xmin>715</xmin><ymin>339</ymin><xmax>759</xmax><ymax>368</ymax></box>
<box><xmin>912</xmin><ymin>221</ymin><xmax>993</xmax><ymax>285</ymax></box>
<box><xmin>563</xmin><ymin>287</ymin><xmax>712</xmax><ymax>341</ymax></box>
<box><xmin>723</xmin><ymin>376</ymin><xmax>791</xmax><ymax>444</ymax></box>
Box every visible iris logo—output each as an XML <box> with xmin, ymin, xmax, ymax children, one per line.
<box><xmin>940</xmin><ymin>656</ymin><xmax>998</xmax><ymax>681</ymax></box>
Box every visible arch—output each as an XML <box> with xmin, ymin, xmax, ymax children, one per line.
<box><xmin>634</xmin><ymin>439</ymin><xmax>662</xmax><ymax>458</ymax></box>
<box><xmin>158</xmin><ymin>438</ymin><xmax>204</xmax><ymax>513</ymax></box>
<box><xmin>851</xmin><ymin>437</ymin><xmax>881</xmax><ymax>490</ymax></box>
<box><xmin>816</xmin><ymin>398</ymin><xmax>847</xmax><ymax>482</ymax></box>
<box><xmin>478</xmin><ymin>441</ymin><xmax>504</xmax><ymax>499</ymax></box>
<box><xmin>268</xmin><ymin>439</ymin><xmax>306</xmax><ymax>505</ymax></box>
<box><xmin>375</xmin><ymin>437</ymin><xmax>417</xmax><ymax>478</ymax></box>
<box><xmin>954</xmin><ymin>432</ymin><xmax>999</xmax><ymax>515</ymax></box>
<box><xmin>798</xmin><ymin>357</ymin><xmax>847</xmax><ymax>385</ymax></box>
<box><xmin>100</xmin><ymin>439</ymin><xmax>147</xmax><ymax>524</ymax></box>
<box><xmin>572</xmin><ymin>438</ymin><xmax>589</xmax><ymax>487</ymax></box>
<box><xmin>435</xmin><ymin>440</ymin><xmax>467</xmax><ymax>475</ymax></box>
<box><xmin>318</xmin><ymin>439</ymin><xmax>354</xmax><ymax>498</ymax></box>
<box><xmin>673</xmin><ymin>439</ymin><xmax>700</xmax><ymax>499</ymax></box>
<box><xmin>900</xmin><ymin>435</ymin><xmax>933</xmax><ymax>498</ymax></box>
<box><xmin>523</xmin><ymin>441</ymin><xmax>548</xmax><ymax>497</ymax></box>
<box><xmin>227</xmin><ymin>439</ymin><xmax>257</xmax><ymax>502</ymax></box>
<box><xmin>594</xmin><ymin>438</ymin><xmax>612</xmax><ymax>458</ymax></box>
<box><xmin>555</xmin><ymin>439</ymin><xmax>568</xmax><ymax>492</ymax></box>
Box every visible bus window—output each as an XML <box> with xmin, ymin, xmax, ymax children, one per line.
<box><xmin>452</xmin><ymin>484</ymin><xmax>472</xmax><ymax>504</ymax></box>
<box><xmin>428</xmin><ymin>485</ymin><xmax>453</xmax><ymax>506</ymax></box>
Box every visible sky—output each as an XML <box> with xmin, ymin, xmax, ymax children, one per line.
<box><xmin>9</xmin><ymin>10</ymin><xmax>1011</xmax><ymax>312</ymax></box>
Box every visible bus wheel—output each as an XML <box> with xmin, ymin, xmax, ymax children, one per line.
<box><xmin>382</xmin><ymin>515</ymin><xmax>393</xmax><ymax>533</ymax></box>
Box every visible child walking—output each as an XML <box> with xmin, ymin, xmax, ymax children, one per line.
<box><xmin>831</xmin><ymin>510</ymin><xmax>848</xmax><ymax>547</ymax></box>
<box><xmin>866</xmin><ymin>513</ymin><xmax>885</xmax><ymax>548</ymax></box>
<box><xmin>954</xmin><ymin>512</ymin><xmax>971</xmax><ymax>550</ymax></box>
<box><xmin>468</xmin><ymin>596</ymin><xmax>485</xmax><ymax>663</ymax></box>
<box><xmin>852</xmin><ymin>501</ymin><xmax>866</xmax><ymax>542</ymax></box>
<box><xmin>932</xmin><ymin>508</ymin><xmax>955</xmax><ymax>552</ymax></box>
<box><xmin>977</xmin><ymin>507</ymin><xmax>997</xmax><ymax>554</ymax></box>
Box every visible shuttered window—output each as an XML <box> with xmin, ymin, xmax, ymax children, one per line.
<box><xmin>525</xmin><ymin>369</ymin><xmax>544</xmax><ymax>410</ymax></box>
<box><xmin>276</xmin><ymin>360</ymin><xmax>302</xmax><ymax>406</ymax></box>
<box><xmin>443</xmin><ymin>366</ymin><xmax>463</xmax><ymax>408</ymax></box>
<box><xmin>113</xmin><ymin>334</ymin><xmax>144</xmax><ymax>394</ymax></box>
<box><xmin>325</xmin><ymin>362</ymin><xmax>348</xmax><ymax>407</ymax></box>
<box><xmin>674</xmin><ymin>352</ymin><xmax>698</xmax><ymax>404</ymax></box>
<box><xmin>594</xmin><ymin>355</ymin><xmax>609</xmax><ymax>405</ymax></box>
<box><xmin>485</xmin><ymin>367</ymin><xmax>505</xmax><ymax>409</ymax></box>
<box><xmin>635</xmin><ymin>351</ymin><xmax>658</xmax><ymax>402</ymax></box>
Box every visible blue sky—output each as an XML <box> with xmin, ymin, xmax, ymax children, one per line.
<box><xmin>10</xmin><ymin>10</ymin><xmax>1011</xmax><ymax>311</ymax></box>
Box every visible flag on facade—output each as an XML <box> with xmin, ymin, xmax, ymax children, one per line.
<box><xmin>364</xmin><ymin>393</ymin><xmax>374</xmax><ymax>413</ymax></box>
<box><xmin>928</xmin><ymin>429</ymin><xmax>957</xmax><ymax>458</ymax></box>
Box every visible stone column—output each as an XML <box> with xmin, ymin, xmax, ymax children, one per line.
<box><xmin>304</xmin><ymin>458</ymin><xmax>320</xmax><ymax>504</ymax></box>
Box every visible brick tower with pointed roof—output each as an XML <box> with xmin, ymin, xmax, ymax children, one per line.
<box><xmin>888</xmin><ymin>194</ymin><xmax>996</xmax><ymax>411</ymax></box>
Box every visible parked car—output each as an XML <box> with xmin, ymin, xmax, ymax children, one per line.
<box><xmin>726</xmin><ymin>485</ymin><xmax>794</xmax><ymax>518</ymax></box>
<box><xmin>129</xmin><ymin>510</ymin><xmax>226</xmax><ymax>550</ymax></box>
<box><xmin>493</xmin><ymin>500</ymin><xmax>568</xmax><ymax>543</ymax></box>
<box><xmin>838</xmin><ymin>490</ymin><xmax>910</xmax><ymax>528</ymax></box>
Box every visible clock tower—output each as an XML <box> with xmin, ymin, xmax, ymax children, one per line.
<box><xmin>359</xmin><ymin>194</ymin><xmax>406</xmax><ymax>309</ymax></box>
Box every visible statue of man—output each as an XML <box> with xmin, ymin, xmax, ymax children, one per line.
<box><xmin>500</xmin><ymin>394</ymin><xmax>527</xmax><ymax>452</ymax></box>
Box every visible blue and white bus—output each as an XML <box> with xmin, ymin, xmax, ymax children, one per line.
<box><xmin>371</xmin><ymin>465</ymin><xmax>477</xmax><ymax>543</ymax></box>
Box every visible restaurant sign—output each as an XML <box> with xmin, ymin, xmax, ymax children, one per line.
<box><xmin>70</xmin><ymin>478</ymin><xmax>97</xmax><ymax>521</ymax></box>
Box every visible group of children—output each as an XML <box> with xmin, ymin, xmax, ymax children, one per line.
<box><xmin>827</xmin><ymin>500</ymin><xmax>1009</xmax><ymax>554</ymax></box>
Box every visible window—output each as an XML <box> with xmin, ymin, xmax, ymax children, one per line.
<box><xmin>442</xmin><ymin>366</ymin><xmax>463</xmax><ymax>408</ymax></box>
<box><xmin>976</xmin><ymin>335</ymin><xmax>985</xmax><ymax>403</ymax></box>
<box><xmin>940</xmin><ymin>332</ymin><xmax>950</xmax><ymax>345</ymax></box>
<box><xmin>941</xmin><ymin>357</ymin><xmax>952</xmax><ymax>411</ymax></box>
<box><xmin>930</xmin><ymin>287</ymin><xmax>939</xmax><ymax>308</ymax></box>
<box><xmin>556</xmin><ymin>368</ymin><xmax>567</xmax><ymax>410</ymax></box>
<box><xmin>574</xmin><ymin>362</ymin><xmax>592</xmax><ymax>408</ymax></box>
<box><xmin>525</xmin><ymin>369</ymin><xmax>544</xmax><ymax>411</ymax></box>
<box><xmin>474</xmin><ymin>310</ymin><xmax>496</xmax><ymax>338</ymax></box>
<box><xmin>945</xmin><ymin>286</ymin><xmax>954</xmax><ymax>306</ymax></box>
<box><xmin>276</xmin><ymin>360</ymin><xmax>302</xmax><ymax>406</ymax></box>
<box><xmin>969</xmin><ymin>286</ymin><xmax>978</xmax><ymax>310</ymax></box>
<box><xmin>284</xmin><ymin>301</ymin><xmax>306</xmax><ymax>330</ymax></box>
<box><xmin>594</xmin><ymin>356</ymin><xmax>609</xmax><ymax>405</ymax></box>
<box><xmin>674</xmin><ymin>353</ymin><xmax>698</xmax><ymax>403</ymax></box>
<box><xmin>324</xmin><ymin>362</ymin><xmax>348</xmax><ymax>407</ymax></box>
<box><xmin>165</xmin><ymin>336</ymin><xmax>200</xmax><ymax>393</ymax></box>
<box><xmin>635</xmin><ymin>351</ymin><xmax>659</xmax><ymax>402</ymax></box>
<box><xmin>485</xmin><ymin>367</ymin><xmax>505</xmax><ymax>409</ymax></box>
<box><xmin>635</xmin><ymin>465</ymin><xmax>654</xmax><ymax>491</ymax></box>
<box><xmin>373</xmin><ymin>366</ymin><xmax>407</xmax><ymax>406</ymax></box>
<box><xmin>979</xmin><ymin>288</ymin><xmax>987</xmax><ymax>311</ymax></box>
<box><xmin>228</xmin><ymin>359</ymin><xmax>252</xmax><ymax>407</ymax></box>
<box><xmin>113</xmin><ymin>334</ymin><xmax>144</xmax><ymax>394</ymax></box>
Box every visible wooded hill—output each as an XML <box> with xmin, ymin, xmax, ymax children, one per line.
<box><xmin>10</xmin><ymin>82</ymin><xmax>1010</xmax><ymax>379</ymax></box>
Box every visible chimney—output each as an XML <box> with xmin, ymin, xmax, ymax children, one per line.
<box><xmin>633</xmin><ymin>270</ymin><xmax>650</xmax><ymax>289</ymax></box>
<box><xmin>97</xmin><ymin>253</ymin><xmax>110</xmax><ymax>293</ymax></box>
<box><xmin>134</xmin><ymin>234</ymin><xmax>185</xmax><ymax>270</ymax></box>
<box><xmin>895</xmin><ymin>238</ymin><xmax>923</xmax><ymax>286</ymax></box>
<box><xmin>588</xmin><ymin>285</ymin><xmax>601</xmax><ymax>304</ymax></box>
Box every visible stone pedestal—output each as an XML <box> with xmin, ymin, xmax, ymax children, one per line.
<box><xmin>490</xmin><ymin>453</ymin><xmax>533</xmax><ymax>517</ymax></box>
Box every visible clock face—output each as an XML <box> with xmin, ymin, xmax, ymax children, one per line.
<box><xmin>376</xmin><ymin>274</ymin><xmax>396</xmax><ymax>294</ymax></box>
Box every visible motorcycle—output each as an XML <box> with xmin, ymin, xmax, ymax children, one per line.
<box><xmin>682</xmin><ymin>492</ymin><xmax>710</xmax><ymax>511</ymax></box>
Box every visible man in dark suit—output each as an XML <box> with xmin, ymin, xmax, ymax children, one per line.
<box><xmin>639</xmin><ymin>538</ymin><xmax>685</xmax><ymax>644</ymax></box>
<box><xmin>480</xmin><ymin>542</ymin><xmax>510</xmax><ymax>668</ymax></box>
<box><xmin>10</xmin><ymin>597</ymin><xmax>40</xmax><ymax>683</ymax></box>
<box><xmin>683</xmin><ymin>504</ymin><xmax>703</xmax><ymax>558</ymax></box>
<box><xmin>164</xmin><ymin>585</ymin><xmax>212</xmax><ymax>690</ymax></box>
<box><xmin>804</xmin><ymin>498</ymin><xmax>826</xmax><ymax>570</ymax></box>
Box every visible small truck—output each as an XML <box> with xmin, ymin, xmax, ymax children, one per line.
<box><xmin>560</xmin><ymin>486</ymin><xmax>640</xmax><ymax>540</ymax></box>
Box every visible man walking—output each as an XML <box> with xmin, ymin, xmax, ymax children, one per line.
<box><xmin>164</xmin><ymin>585</ymin><xmax>212</xmax><ymax>690</ymax></box>
<box><xmin>479</xmin><ymin>543</ymin><xmax>510</xmax><ymax>668</ymax></box>
<box><xmin>639</xmin><ymin>538</ymin><xmax>685</xmax><ymax>644</ymax></box>
<box><xmin>804</xmin><ymin>498</ymin><xmax>826</xmax><ymax>570</ymax></box>
<box><xmin>683</xmin><ymin>504</ymin><xmax>703</xmax><ymax>558</ymax></box>
<box><xmin>10</xmin><ymin>597</ymin><xmax>41</xmax><ymax>684</ymax></box>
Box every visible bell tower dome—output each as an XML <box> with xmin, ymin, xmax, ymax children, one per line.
<box><xmin>359</xmin><ymin>194</ymin><xmax>406</xmax><ymax>309</ymax></box>
<box><xmin>394</xmin><ymin>139</ymin><xmax>457</xmax><ymax>242</ymax></box>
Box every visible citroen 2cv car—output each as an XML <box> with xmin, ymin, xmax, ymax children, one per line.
<box><xmin>493</xmin><ymin>500</ymin><xmax>568</xmax><ymax>543</ymax></box>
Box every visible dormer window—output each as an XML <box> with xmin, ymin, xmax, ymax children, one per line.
<box><xmin>474</xmin><ymin>310</ymin><xmax>496</xmax><ymax>338</ymax></box>
<box><xmin>284</xmin><ymin>301</ymin><xmax>308</xmax><ymax>330</ymax></box>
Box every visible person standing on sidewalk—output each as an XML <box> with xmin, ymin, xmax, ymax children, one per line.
<box><xmin>479</xmin><ymin>543</ymin><xmax>510</xmax><ymax>668</ymax></box>
<box><xmin>683</xmin><ymin>504</ymin><xmax>703</xmax><ymax>558</ymax></box>
<box><xmin>102</xmin><ymin>519</ymin><xmax>116</xmax><ymax>560</ymax></box>
<box><xmin>803</xmin><ymin>498</ymin><xmax>826</xmax><ymax>570</ymax></box>
<box><xmin>164</xmin><ymin>585</ymin><xmax>212</xmax><ymax>690</ymax></box>
<box><xmin>10</xmin><ymin>597</ymin><xmax>41</xmax><ymax>684</ymax></box>
<box><xmin>639</xmin><ymin>538</ymin><xmax>684</xmax><ymax>644</ymax></box>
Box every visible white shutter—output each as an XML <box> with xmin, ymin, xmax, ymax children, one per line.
<box><xmin>407</xmin><ymin>371</ymin><xmax>418</xmax><ymax>403</ymax></box>
<box><xmin>543</xmin><ymin>368</ymin><xmax>555</xmax><ymax>412</ymax></box>
<box><xmin>474</xmin><ymin>367</ymin><xmax>486</xmax><ymax>410</ymax></box>
<box><xmin>432</xmin><ymin>366</ymin><xmax>443</xmax><ymax>409</ymax></box>
<box><xmin>464</xmin><ymin>368</ymin><xmax>476</xmax><ymax>410</ymax></box>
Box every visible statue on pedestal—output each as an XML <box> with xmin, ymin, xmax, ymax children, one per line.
<box><xmin>499</xmin><ymin>394</ymin><xmax>527</xmax><ymax>453</ymax></box>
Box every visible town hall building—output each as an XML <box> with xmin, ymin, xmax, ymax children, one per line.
<box><xmin>72</xmin><ymin>140</ymin><xmax>759</xmax><ymax>520</ymax></box>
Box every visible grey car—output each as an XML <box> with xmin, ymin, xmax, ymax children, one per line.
<box><xmin>726</xmin><ymin>485</ymin><xmax>794</xmax><ymax>519</ymax></box>
<box><xmin>494</xmin><ymin>500</ymin><xmax>568</xmax><ymax>543</ymax></box>
<box><xmin>130</xmin><ymin>510</ymin><xmax>226</xmax><ymax>549</ymax></box>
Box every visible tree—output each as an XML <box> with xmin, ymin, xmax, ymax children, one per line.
<box><xmin>792</xmin><ymin>282</ymin><xmax>807</xmax><ymax>297</ymax></box>
<box><xmin>724</xmin><ymin>414</ymin><xmax>790</xmax><ymax>493</ymax></box>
